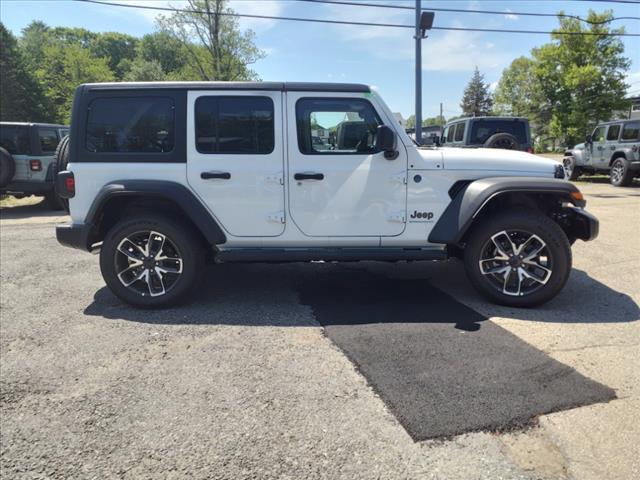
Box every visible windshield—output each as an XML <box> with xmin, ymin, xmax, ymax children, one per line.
<box><xmin>469</xmin><ymin>119</ymin><xmax>528</xmax><ymax>145</ymax></box>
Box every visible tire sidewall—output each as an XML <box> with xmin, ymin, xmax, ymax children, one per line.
<box><xmin>464</xmin><ymin>210</ymin><xmax>572</xmax><ymax>307</ymax></box>
<box><xmin>483</xmin><ymin>133</ymin><xmax>520</xmax><ymax>150</ymax></box>
<box><xmin>100</xmin><ymin>215</ymin><xmax>204</xmax><ymax>308</ymax></box>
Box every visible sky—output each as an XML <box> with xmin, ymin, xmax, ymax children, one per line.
<box><xmin>1</xmin><ymin>0</ymin><xmax>639</xmax><ymax>120</ymax></box>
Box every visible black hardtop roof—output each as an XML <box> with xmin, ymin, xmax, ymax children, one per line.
<box><xmin>446</xmin><ymin>116</ymin><xmax>529</xmax><ymax>125</ymax></box>
<box><xmin>80</xmin><ymin>81</ymin><xmax>370</xmax><ymax>93</ymax></box>
<box><xmin>0</xmin><ymin>122</ymin><xmax>69</xmax><ymax>128</ymax></box>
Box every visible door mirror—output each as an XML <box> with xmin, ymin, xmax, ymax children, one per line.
<box><xmin>432</xmin><ymin>134</ymin><xmax>440</xmax><ymax>146</ymax></box>
<box><xmin>376</xmin><ymin>125</ymin><xmax>398</xmax><ymax>160</ymax></box>
<box><xmin>585</xmin><ymin>134</ymin><xmax>592</xmax><ymax>144</ymax></box>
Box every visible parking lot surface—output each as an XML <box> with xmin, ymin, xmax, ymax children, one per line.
<box><xmin>1</xmin><ymin>179</ymin><xmax>639</xmax><ymax>480</ymax></box>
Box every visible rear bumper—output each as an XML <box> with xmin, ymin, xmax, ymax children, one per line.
<box><xmin>1</xmin><ymin>180</ymin><xmax>54</xmax><ymax>195</ymax></box>
<box><xmin>56</xmin><ymin>223</ymin><xmax>91</xmax><ymax>251</ymax></box>
<box><xmin>628</xmin><ymin>160</ymin><xmax>640</xmax><ymax>171</ymax></box>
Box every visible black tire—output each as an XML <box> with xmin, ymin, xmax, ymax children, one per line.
<box><xmin>463</xmin><ymin>209</ymin><xmax>572</xmax><ymax>308</ymax></box>
<box><xmin>0</xmin><ymin>147</ymin><xmax>16</xmax><ymax>188</ymax></box>
<box><xmin>52</xmin><ymin>135</ymin><xmax>71</xmax><ymax>212</ymax></box>
<box><xmin>100</xmin><ymin>215</ymin><xmax>205</xmax><ymax>308</ymax></box>
<box><xmin>562</xmin><ymin>156</ymin><xmax>581</xmax><ymax>181</ymax></box>
<box><xmin>609</xmin><ymin>158</ymin><xmax>634</xmax><ymax>187</ymax></box>
<box><xmin>483</xmin><ymin>133</ymin><xmax>520</xmax><ymax>150</ymax></box>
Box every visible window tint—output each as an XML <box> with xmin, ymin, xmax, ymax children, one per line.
<box><xmin>469</xmin><ymin>119</ymin><xmax>528</xmax><ymax>145</ymax></box>
<box><xmin>296</xmin><ymin>98</ymin><xmax>382</xmax><ymax>154</ymax></box>
<box><xmin>621</xmin><ymin>122</ymin><xmax>640</xmax><ymax>141</ymax></box>
<box><xmin>446</xmin><ymin>124</ymin><xmax>455</xmax><ymax>143</ymax></box>
<box><xmin>39</xmin><ymin>128</ymin><xmax>59</xmax><ymax>153</ymax></box>
<box><xmin>606</xmin><ymin>125</ymin><xmax>621</xmax><ymax>141</ymax></box>
<box><xmin>592</xmin><ymin>126</ymin><xmax>605</xmax><ymax>142</ymax></box>
<box><xmin>0</xmin><ymin>126</ymin><xmax>31</xmax><ymax>154</ymax></box>
<box><xmin>86</xmin><ymin>97</ymin><xmax>174</xmax><ymax>153</ymax></box>
<box><xmin>454</xmin><ymin>122</ymin><xmax>465</xmax><ymax>142</ymax></box>
<box><xmin>195</xmin><ymin>96</ymin><xmax>274</xmax><ymax>154</ymax></box>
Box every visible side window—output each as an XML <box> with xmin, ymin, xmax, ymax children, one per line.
<box><xmin>296</xmin><ymin>98</ymin><xmax>382</xmax><ymax>154</ymax></box>
<box><xmin>195</xmin><ymin>96</ymin><xmax>274</xmax><ymax>154</ymax></box>
<box><xmin>86</xmin><ymin>97</ymin><xmax>174</xmax><ymax>153</ymax></box>
<box><xmin>606</xmin><ymin>125</ymin><xmax>621</xmax><ymax>141</ymax></box>
<box><xmin>38</xmin><ymin>128</ymin><xmax>59</xmax><ymax>153</ymax></box>
<box><xmin>621</xmin><ymin>122</ymin><xmax>639</xmax><ymax>141</ymax></box>
<box><xmin>454</xmin><ymin>122</ymin><xmax>465</xmax><ymax>142</ymax></box>
<box><xmin>592</xmin><ymin>127</ymin><xmax>605</xmax><ymax>143</ymax></box>
<box><xmin>0</xmin><ymin>126</ymin><xmax>31</xmax><ymax>154</ymax></box>
<box><xmin>446</xmin><ymin>124</ymin><xmax>455</xmax><ymax>143</ymax></box>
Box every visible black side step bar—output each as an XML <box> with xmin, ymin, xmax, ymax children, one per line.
<box><xmin>215</xmin><ymin>247</ymin><xmax>447</xmax><ymax>263</ymax></box>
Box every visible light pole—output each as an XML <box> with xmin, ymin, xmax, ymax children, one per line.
<box><xmin>415</xmin><ymin>3</ymin><xmax>434</xmax><ymax>145</ymax></box>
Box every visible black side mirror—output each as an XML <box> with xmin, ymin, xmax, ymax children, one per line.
<box><xmin>376</xmin><ymin>125</ymin><xmax>398</xmax><ymax>160</ymax></box>
<box><xmin>432</xmin><ymin>134</ymin><xmax>440</xmax><ymax>146</ymax></box>
<box><xmin>585</xmin><ymin>134</ymin><xmax>592</xmax><ymax>144</ymax></box>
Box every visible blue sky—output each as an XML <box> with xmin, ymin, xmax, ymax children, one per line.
<box><xmin>2</xmin><ymin>0</ymin><xmax>639</xmax><ymax>119</ymax></box>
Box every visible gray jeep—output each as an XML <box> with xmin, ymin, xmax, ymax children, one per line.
<box><xmin>563</xmin><ymin>120</ymin><xmax>640</xmax><ymax>187</ymax></box>
<box><xmin>440</xmin><ymin>117</ymin><xmax>533</xmax><ymax>152</ymax></box>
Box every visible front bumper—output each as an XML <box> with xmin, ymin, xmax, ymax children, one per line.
<box><xmin>570</xmin><ymin>208</ymin><xmax>599</xmax><ymax>242</ymax></box>
<box><xmin>56</xmin><ymin>223</ymin><xmax>91</xmax><ymax>251</ymax></box>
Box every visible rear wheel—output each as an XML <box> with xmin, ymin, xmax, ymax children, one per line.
<box><xmin>464</xmin><ymin>209</ymin><xmax>571</xmax><ymax>307</ymax></box>
<box><xmin>563</xmin><ymin>156</ymin><xmax>580</xmax><ymax>181</ymax></box>
<box><xmin>100</xmin><ymin>215</ymin><xmax>205</xmax><ymax>308</ymax></box>
<box><xmin>610</xmin><ymin>158</ymin><xmax>634</xmax><ymax>187</ymax></box>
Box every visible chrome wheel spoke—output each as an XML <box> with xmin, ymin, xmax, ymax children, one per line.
<box><xmin>147</xmin><ymin>231</ymin><xmax>166</xmax><ymax>258</ymax></box>
<box><xmin>519</xmin><ymin>263</ymin><xmax>551</xmax><ymax>284</ymax></box>
<box><xmin>502</xmin><ymin>268</ymin><xmax>521</xmax><ymax>296</ymax></box>
<box><xmin>155</xmin><ymin>258</ymin><xmax>182</xmax><ymax>275</ymax></box>
<box><xmin>479</xmin><ymin>259</ymin><xmax>510</xmax><ymax>276</ymax></box>
<box><xmin>147</xmin><ymin>269</ymin><xmax>166</xmax><ymax>297</ymax></box>
<box><xmin>117</xmin><ymin>238</ymin><xmax>146</xmax><ymax>261</ymax></box>
<box><xmin>490</xmin><ymin>231</ymin><xmax>516</xmax><ymax>257</ymax></box>
<box><xmin>118</xmin><ymin>268</ymin><xmax>146</xmax><ymax>287</ymax></box>
<box><xmin>519</xmin><ymin>234</ymin><xmax>546</xmax><ymax>260</ymax></box>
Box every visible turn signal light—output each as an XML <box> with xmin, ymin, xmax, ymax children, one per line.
<box><xmin>570</xmin><ymin>191</ymin><xmax>584</xmax><ymax>202</ymax></box>
<box><xmin>29</xmin><ymin>159</ymin><xmax>42</xmax><ymax>171</ymax></box>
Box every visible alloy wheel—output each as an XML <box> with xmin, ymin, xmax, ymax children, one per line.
<box><xmin>611</xmin><ymin>161</ymin><xmax>624</xmax><ymax>184</ymax></box>
<box><xmin>478</xmin><ymin>230</ymin><xmax>553</xmax><ymax>297</ymax></box>
<box><xmin>115</xmin><ymin>230</ymin><xmax>183</xmax><ymax>297</ymax></box>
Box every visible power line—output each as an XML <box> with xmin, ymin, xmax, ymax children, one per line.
<box><xmin>77</xmin><ymin>0</ymin><xmax>640</xmax><ymax>36</ymax></box>
<box><xmin>295</xmin><ymin>0</ymin><xmax>640</xmax><ymax>24</ymax></box>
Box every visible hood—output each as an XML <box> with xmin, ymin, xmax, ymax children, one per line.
<box><xmin>434</xmin><ymin>148</ymin><xmax>560</xmax><ymax>176</ymax></box>
<box><xmin>572</xmin><ymin>142</ymin><xmax>586</xmax><ymax>150</ymax></box>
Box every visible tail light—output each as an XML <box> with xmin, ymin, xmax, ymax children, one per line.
<box><xmin>56</xmin><ymin>171</ymin><xmax>75</xmax><ymax>198</ymax></box>
<box><xmin>29</xmin><ymin>159</ymin><xmax>42</xmax><ymax>171</ymax></box>
<box><xmin>526</xmin><ymin>147</ymin><xmax>534</xmax><ymax>153</ymax></box>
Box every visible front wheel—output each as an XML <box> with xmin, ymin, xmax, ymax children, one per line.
<box><xmin>563</xmin><ymin>156</ymin><xmax>580</xmax><ymax>181</ymax></box>
<box><xmin>463</xmin><ymin>209</ymin><xmax>572</xmax><ymax>307</ymax></box>
<box><xmin>100</xmin><ymin>215</ymin><xmax>205</xmax><ymax>308</ymax></box>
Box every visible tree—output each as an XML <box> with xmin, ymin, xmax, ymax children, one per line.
<box><xmin>460</xmin><ymin>67</ymin><xmax>493</xmax><ymax>117</ymax></box>
<box><xmin>0</xmin><ymin>23</ymin><xmax>50</xmax><ymax>122</ymax></box>
<box><xmin>123</xmin><ymin>58</ymin><xmax>166</xmax><ymax>82</ymax></box>
<box><xmin>493</xmin><ymin>57</ymin><xmax>538</xmax><ymax>117</ymax></box>
<box><xmin>138</xmin><ymin>32</ymin><xmax>188</xmax><ymax>76</ymax></box>
<box><xmin>157</xmin><ymin>0</ymin><xmax>265</xmax><ymax>81</ymax></box>
<box><xmin>90</xmin><ymin>32</ymin><xmax>139</xmax><ymax>79</ymax></box>
<box><xmin>406</xmin><ymin>115</ymin><xmax>445</xmax><ymax>129</ymax></box>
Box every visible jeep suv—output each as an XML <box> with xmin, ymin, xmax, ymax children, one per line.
<box><xmin>563</xmin><ymin>120</ymin><xmax>640</xmax><ymax>186</ymax></box>
<box><xmin>55</xmin><ymin>82</ymin><xmax>597</xmax><ymax>309</ymax></box>
<box><xmin>0</xmin><ymin>122</ymin><xmax>70</xmax><ymax>208</ymax></box>
<box><xmin>440</xmin><ymin>117</ymin><xmax>533</xmax><ymax>152</ymax></box>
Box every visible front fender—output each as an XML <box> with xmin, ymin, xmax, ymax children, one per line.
<box><xmin>428</xmin><ymin>177</ymin><xmax>585</xmax><ymax>245</ymax></box>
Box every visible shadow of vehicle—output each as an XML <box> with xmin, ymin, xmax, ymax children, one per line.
<box><xmin>576</xmin><ymin>176</ymin><xmax>640</xmax><ymax>189</ymax></box>
<box><xmin>83</xmin><ymin>262</ymin><xmax>639</xmax><ymax>328</ymax></box>
<box><xmin>0</xmin><ymin>198</ymin><xmax>67</xmax><ymax>220</ymax></box>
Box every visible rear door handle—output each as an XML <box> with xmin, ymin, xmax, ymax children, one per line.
<box><xmin>294</xmin><ymin>172</ymin><xmax>324</xmax><ymax>181</ymax></box>
<box><xmin>201</xmin><ymin>171</ymin><xmax>231</xmax><ymax>180</ymax></box>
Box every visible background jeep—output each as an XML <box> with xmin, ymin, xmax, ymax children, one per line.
<box><xmin>0</xmin><ymin>122</ymin><xmax>70</xmax><ymax>208</ymax></box>
<box><xmin>563</xmin><ymin>120</ymin><xmax>640</xmax><ymax>187</ymax></box>
<box><xmin>440</xmin><ymin>117</ymin><xmax>533</xmax><ymax>152</ymax></box>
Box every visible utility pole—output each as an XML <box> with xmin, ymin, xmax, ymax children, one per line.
<box><xmin>414</xmin><ymin>4</ymin><xmax>434</xmax><ymax>146</ymax></box>
<box><xmin>439</xmin><ymin>102</ymin><xmax>443</xmax><ymax>125</ymax></box>
<box><xmin>415</xmin><ymin>0</ymin><xmax>422</xmax><ymax>145</ymax></box>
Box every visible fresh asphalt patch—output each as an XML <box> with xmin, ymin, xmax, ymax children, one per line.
<box><xmin>296</xmin><ymin>267</ymin><xmax>616</xmax><ymax>441</ymax></box>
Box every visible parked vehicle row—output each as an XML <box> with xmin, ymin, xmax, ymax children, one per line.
<box><xmin>0</xmin><ymin>122</ymin><xmax>69</xmax><ymax>209</ymax></box>
<box><xmin>55</xmin><ymin>81</ymin><xmax>597</xmax><ymax>309</ymax></box>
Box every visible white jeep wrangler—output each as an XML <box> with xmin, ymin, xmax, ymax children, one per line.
<box><xmin>56</xmin><ymin>82</ymin><xmax>598</xmax><ymax>308</ymax></box>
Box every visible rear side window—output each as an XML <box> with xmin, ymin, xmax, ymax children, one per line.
<box><xmin>446</xmin><ymin>125</ymin><xmax>455</xmax><ymax>143</ymax></box>
<box><xmin>195</xmin><ymin>96</ymin><xmax>274</xmax><ymax>154</ymax></box>
<box><xmin>469</xmin><ymin>120</ymin><xmax>528</xmax><ymax>145</ymax></box>
<box><xmin>86</xmin><ymin>97</ymin><xmax>175</xmax><ymax>153</ymax></box>
<box><xmin>39</xmin><ymin>128</ymin><xmax>59</xmax><ymax>153</ymax></box>
<box><xmin>606</xmin><ymin>125</ymin><xmax>621</xmax><ymax>141</ymax></box>
<box><xmin>454</xmin><ymin>122</ymin><xmax>465</xmax><ymax>142</ymax></box>
<box><xmin>0</xmin><ymin>126</ymin><xmax>31</xmax><ymax>154</ymax></box>
<box><xmin>621</xmin><ymin>122</ymin><xmax>640</xmax><ymax>141</ymax></box>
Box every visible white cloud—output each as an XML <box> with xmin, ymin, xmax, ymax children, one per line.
<box><xmin>489</xmin><ymin>81</ymin><xmax>498</xmax><ymax>92</ymax></box>
<box><xmin>504</xmin><ymin>9</ymin><xmax>519</xmax><ymax>20</ymax></box>
<box><xmin>231</xmin><ymin>0</ymin><xmax>285</xmax><ymax>33</ymax></box>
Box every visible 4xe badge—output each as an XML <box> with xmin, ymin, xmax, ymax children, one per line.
<box><xmin>409</xmin><ymin>210</ymin><xmax>434</xmax><ymax>222</ymax></box>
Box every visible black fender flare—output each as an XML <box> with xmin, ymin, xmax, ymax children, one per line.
<box><xmin>428</xmin><ymin>177</ymin><xmax>585</xmax><ymax>245</ymax></box>
<box><xmin>86</xmin><ymin>180</ymin><xmax>227</xmax><ymax>245</ymax></box>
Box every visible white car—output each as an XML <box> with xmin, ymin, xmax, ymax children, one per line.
<box><xmin>56</xmin><ymin>82</ymin><xmax>598</xmax><ymax>308</ymax></box>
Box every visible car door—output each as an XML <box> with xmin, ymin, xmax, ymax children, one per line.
<box><xmin>605</xmin><ymin>123</ymin><xmax>622</xmax><ymax>161</ymax></box>
<box><xmin>286</xmin><ymin>93</ymin><xmax>407</xmax><ymax>237</ymax></box>
<box><xmin>591</xmin><ymin>126</ymin><xmax>607</xmax><ymax>165</ymax></box>
<box><xmin>186</xmin><ymin>90</ymin><xmax>285</xmax><ymax>237</ymax></box>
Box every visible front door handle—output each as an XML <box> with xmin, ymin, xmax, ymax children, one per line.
<box><xmin>610</xmin><ymin>146</ymin><xmax>616</xmax><ymax>150</ymax></box>
<box><xmin>294</xmin><ymin>172</ymin><xmax>324</xmax><ymax>181</ymax></box>
<box><xmin>201</xmin><ymin>171</ymin><xmax>231</xmax><ymax>180</ymax></box>
<box><xmin>597</xmin><ymin>146</ymin><xmax>604</xmax><ymax>151</ymax></box>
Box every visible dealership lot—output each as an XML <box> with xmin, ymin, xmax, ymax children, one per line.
<box><xmin>1</xmin><ymin>180</ymin><xmax>639</xmax><ymax>480</ymax></box>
